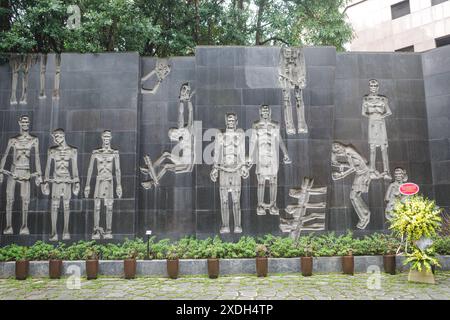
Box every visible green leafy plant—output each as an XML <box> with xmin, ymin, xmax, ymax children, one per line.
<box><xmin>255</xmin><ymin>244</ymin><xmax>269</xmax><ymax>258</ymax></box>
<box><xmin>48</xmin><ymin>249</ymin><xmax>62</xmax><ymax>260</ymax></box>
<box><xmin>83</xmin><ymin>247</ymin><xmax>99</xmax><ymax>261</ymax></box>
<box><xmin>405</xmin><ymin>248</ymin><xmax>441</xmax><ymax>272</ymax></box>
<box><xmin>165</xmin><ymin>245</ymin><xmax>180</xmax><ymax>260</ymax></box>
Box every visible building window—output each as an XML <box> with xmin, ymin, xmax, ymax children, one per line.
<box><xmin>391</xmin><ymin>1</ymin><xmax>411</xmax><ymax>20</ymax></box>
<box><xmin>436</xmin><ymin>35</ymin><xmax>450</xmax><ymax>47</ymax></box>
<box><xmin>432</xmin><ymin>0</ymin><xmax>448</xmax><ymax>6</ymax></box>
<box><xmin>395</xmin><ymin>45</ymin><xmax>414</xmax><ymax>52</ymax></box>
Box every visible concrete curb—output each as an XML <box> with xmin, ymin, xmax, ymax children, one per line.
<box><xmin>0</xmin><ymin>255</ymin><xmax>449</xmax><ymax>278</ymax></box>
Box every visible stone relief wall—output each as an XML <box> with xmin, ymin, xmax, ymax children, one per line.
<box><xmin>0</xmin><ymin>47</ymin><xmax>446</xmax><ymax>244</ymax></box>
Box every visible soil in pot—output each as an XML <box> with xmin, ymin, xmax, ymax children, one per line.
<box><xmin>383</xmin><ymin>255</ymin><xmax>396</xmax><ymax>275</ymax></box>
<box><xmin>15</xmin><ymin>260</ymin><xmax>29</xmax><ymax>280</ymax></box>
<box><xmin>256</xmin><ymin>257</ymin><xmax>268</xmax><ymax>277</ymax></box>
<box><xmin>167</xmin><ymin>259</ymin><xmax>179</xmax><ymax>279</ymax></box>
<box><xmin>86</xmin><ymin>260</ymin><xmax>99</xmax><ymax>280</ymax></box>
<box><xmin>124</xmin><ymin>259</ymin><xmax>137</xmax><ymax>279</ymax></box>
<box><xmin>301</xmin><ymin>256</ymin><xmax>313</xmax><ymax>277</ymax></box>
<box><xmin>342</xmin><ymin>256</ymin><xmax>354</xmax><ymax>275</ymax></box>
<box><xmin>207</xmin><ymin>258</ymin><xmax>220</xmax><ymax>279</ymax></box>
<box><xmin>49</xmin><ymin>260</ymin><xmax>63</xmax><ymax>279</ymax></box>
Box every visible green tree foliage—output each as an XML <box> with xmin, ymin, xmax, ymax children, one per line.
<box><xmin>0</xmin><ymin>0</ymin><xmax>353</xmax><ymax>55</ymax></box>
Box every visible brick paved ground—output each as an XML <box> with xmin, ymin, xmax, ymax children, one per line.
<box><xmin>0</xmin><ymin>272</ymin><xmax>449</xmax><ymax>300</ymax></box>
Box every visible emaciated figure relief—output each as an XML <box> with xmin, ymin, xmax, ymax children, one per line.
<box><xmin>42</xmin><ymin>129</ymin><xmax>80</xmax><ymax>241</ymax></box>
<box><xmin>362</xmin><ymin>79</ymin><xmax>392</xmax><ymax>180</ymax></box>
<box><xmin>279</xmin><ymin>47</ymin><xmax>307</xmax><ymax>135</ymax></box>
<box><xmin>84</xmin><ymin>130</ymin><xmax>122</xmax><ymax>239</ymax></box>
<box><xmin>141</xmin><ymin>59</ymin><xmax>171</xmax><ymax>95</ymax></box>
<box><xmin>10</xmin><ymin>54</ymin><xmax>37</xmax><ymax>105</ymax></box>
<box><xmin>280</xmin><ymin>177</ymin><xmax>327</xmax><ymax>240</ymax></box>
<box><xmin>0</xmin><ymin>115</ymin><xmax>42</xmax><ymax>235</ymax></box>
<box><xmin>210</xmin><ymin>113</ymin><xmax>249</xmax><ymax>234</ymax></box>
<box><xmin>331</xmin><ymin>142</ymin><xmax>381</xmax><ymax>230</ymax></box>
<box><xmin>385</xmin><ymin>167</ymin><xmax>408</xmax><ymax>221</ymax></box>
<box><xmin>249</xmin><ymin>105</ymin><xmax>291</xmax><ymax>216</ymax></box>
<box><xmin>141</xmin><ymin>83</ymin><xmax>196</xmax><ymax>189</ymax></box>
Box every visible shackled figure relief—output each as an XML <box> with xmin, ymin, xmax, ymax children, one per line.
<box><xmin>279</xmin><ymin>47</ymin><xmax>307</xmax><ymax>135</ymax></box>
<box><xmin>362</xmin><ymin>79</ymin><xmax>392</xmax><ymax>180</ymax></box>
<box><xmin>0</xmin><ymin>115</ymin><xmax>42</xmax><ymax>235</ymax></box>
<box><xmin>42</xmin><ymin>129</ymin><xmax>80</xmax><ymax>241</ymax></box>
<box><xmin>210</xmin><ymin>113</ymin><xmax>250</xmax><ymax>234</ymax></box>
<box><xmin>385</xmin><ymin>167</ymin><xmax>408</xmax><ymax>221</ymax></box>
<box><xmin>141</xmin><ymin>83</ymin><xmax>196</xmax><ymax>189</ymax></box>
<box><xmin>249</xmin><ymin>105</ymin><xmax>291</xmax><ymax>216</ymax></box>
<box><xmin>331</xmin><ymin>142</ymin><xmax>382</xmax><ymax>230</ymax></box>
<box><xmin>141</xmin><ymin>59</ymin><xmax>171</xmax><ymax>95</ymax></box>
<box><xmin>84</xmin><ymin>130</ymin><xmax>122</xmax><ymax>239</ymax></box>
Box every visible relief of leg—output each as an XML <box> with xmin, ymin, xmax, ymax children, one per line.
<box><xmin>295</xmin><ymin>88</ymin><xmax>308</xmax><ymax>134</ymax></box>
<box><xmin>10</xmin><ymin>61</ymin><xmax>18</xmax><ymax>105</ymax></box>
<box><xmin>92</xmin><ymin>199</ymin><xmax>101</xmax><ymax>239</ymax></box>
<box><xmin>283</xmin><ymin>89</ymin><xmax>296</xmax><ymax>135</ymax></box>
<box><xmin>257</xmin><ymin>176</ymin><xmax>266</xmax><ymax>215</ymax></box>
<box><xmin>19</xmin><ymin>182</ymin><xmax>31</xmax><ymax>235</ymax></box>
<box><xmin>4</xmin><ymin>178</ymin><xmax>15</xmax><ymax>234</ymax></box>
<box><xmin>104</xmin><ymin>200</ymin><xmax>113</xmax><ymax>239</ymax></box>
<box><xmin>381</xmin><ymin>146</ymin><xmax>391</xmax><ymax>180</ymax></box>
<box><xmin>219</xmin><ymin>187</ymin><xmax>230</xmax><ymax>234</ymax></box>
<box><xmin>269</xmin><ymin>177</ymin><xmax>279</xmax><ymax>215</ymax></box>
<box><xmin>62</xmin><ymin>200</ymin><xmax>71</xmax><ymax>240</ymax></box>
<box><xmin>369</xmin><ymin>145</ymin><xmax>376</xmax><ymax>171</ymax></box>
<box><xmin>231</xmin><ymin>188</ymin><xmax>242</xmax><ymax>233</ymax></box>
<box><xmin>50</xmin><ymin>200</ymin><xmax>59</xmax><ymax>241</ymax></box>
<box><xmin>350</xmin><ymin>190</ymin><xmax>370</xmax><ymax>229</ymax></box>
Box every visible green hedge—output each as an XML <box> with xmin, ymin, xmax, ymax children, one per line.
<box><xmin>1</xmin><ymin>232</ymin><xmax>449</xmax><ymax>262</ymax></box>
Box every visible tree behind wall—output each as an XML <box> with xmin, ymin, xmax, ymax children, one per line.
<box><xmin>0</xmin><ymin>0</ymin><xmax>353</xmax><ymax>56</ymax></box>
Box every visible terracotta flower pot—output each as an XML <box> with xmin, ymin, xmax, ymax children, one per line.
<box><xmin>256</xmin><ymin>257</ymin><xmax>268</xmax><ymax>277</ymax></box>
<box><xmin>15</xmin><ymin>260</ymin><xmax>29</xmax><ymax>280</ymax></box>
<box><xmin>86</xmin><ymin>259</ymin><xmax>99</xmax><ymax>280</ymax></box>
<box><xmin>383</xmin><ymin>255</ymin><xmax>396</xmax><ymax>275</ymax></box>
<box><xmin>342</xmin><ymin>256</ymin><xmax>354</xmax><ymax>275</ymax></box>
<box><xmin>49</xmin><ymin>259</ymin><xmax>63</xmax><ymax>279</ymax></box>
<box><xmin>207</xmin><ymin>258</ymin><xmax>220</xmax><ymax>279</ymax></box>
<box><xmin>301</xmin><ymin>256</ymin><xmax>313</xmax><ymax>277</ymax></box>
<box><xmin>167</xmin><ymin>259</ymin><xmax>179</xmax><ymax>279</ymax></box>
<box><xmin>124</xmin><ymin>259</ymin><xmax>137</xmax><ymax>279</ymax></box>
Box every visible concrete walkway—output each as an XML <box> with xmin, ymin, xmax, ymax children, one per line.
<box><xmin>0</xmin><ymin>272</ymin><xmax>449</xmax><ymax>300</ymax></box>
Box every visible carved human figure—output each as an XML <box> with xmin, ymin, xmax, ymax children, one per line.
<box><xmin>249</xmin><ymin>105</ymin><xmax>291</xmax><ymax>216</ymax></box>
<box><xmin>42</xmin><ymin>129</ymin><xmax>80</xmax><ymax>241</ymax></box>
<box><xmin>141</xmin><ymin>83</ymin><xmax>196</xmax><ymax>189</ymax></box>
<box><xmin>279</xmin><ymin>47</ymin><xmax>307</xmax><ymax>135</ymax></box>
<box><xmin>0</xmin><ymin>116</ymin><xmax>42</xmax><ymax>235</ymax></box>
<box><xmin>84</xmin><ymin>130</ymin><xmax>122</xmax><ymax>239</ymax></box>
<box><xmin>53</xmin><ymin>54</ymin><xmax>61</xmax><ymax>99</ymax></box>
<box><xmin>331</xmin><ymin>142</ymin><xmax>381</xmax><ymax>229</ymax></box>
<box><xmin>362</xmin><ymin>79</ymin><xmax>392</xmax><ymax>179</ymax></box>
<box><xmin>9</xmin><ymin>54</ymin><xmax>22</xmax><ymax>105</ymax></box>
<box><xmin>385</xmin><ymin>167</ymin><xmax>408</xmax><ymax>221</ymax></box>
<box><xmin>141</xmin><ymin>60</ymin><xmax>171</xmax><ymax>94</ymax></box>
<box><xmin>210</xmin><ymin>113</ymin><xmax>249</xmax><ymax>234</ymax></box>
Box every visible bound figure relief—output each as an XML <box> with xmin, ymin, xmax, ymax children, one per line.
<box><xmin>42</xmin><ymin>129</ymin><xmax>80</xmax><ymax>242</ymax></box>
<box><xmin>0</xmin><ymin>115</ymin><xmax>42</xmax><ymax>235</ymax></box>
<box><xmin>279</xmin><ymin>47</ymin><xmax>307</xmax><ymax>135</ymax></box>
<box><xmin>210</xmin><ymin>113</ymin><xmax>250</xmax><ymax>234</ymax></box>
<box><xmin>84</xmin><ymin>130</ymin><xmax>122</xmax><ymax>239</ymax></box>
<box><xmin>362</xmin><ymin>79</ymin><xmax>392</xmax><ymax>180</ymax></box>
<box><xmin>141</xmin><ymin>59</ymin><xmax>171</xmax><ymax>95</ymax></box>
<box><xmin>331</xmin><ymin>142</ymin><xmax>381</xmax><ymax>230</ymax></box>
<box><xmin>249</xmin><ymin>105</ymin><xmax>291</xmax><ymax>216</ymax></box>
<box><xmin>141</xmin><ymin>83</ymin><xmax>196</xmax><ymax>189</ymax></box>
<box><xmin>385</xmin><ymin>167</ymin><xmax>408</xmax><ymax>221</ymax></box>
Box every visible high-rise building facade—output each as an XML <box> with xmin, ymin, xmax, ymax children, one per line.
<box><xmin>346</xmin><ymin>0</ymin><xmax>450</xmax><ymax>52</ymax></box>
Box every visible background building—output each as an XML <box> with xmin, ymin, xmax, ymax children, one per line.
<box><xmin>345</xmin><ymin>0</ymin><xmax>450</xmax><ymax>52</ymax></box>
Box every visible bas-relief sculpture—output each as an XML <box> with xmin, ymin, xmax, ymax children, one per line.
<box><xmin>0</xmin><ymin>116</ymin><xmax>42</xmax><ymax>235</ymax></box>
<box><xmin>279</xmin><ymin>47</ymin><xmax>307</xmax><ymax>135</ymax></box>
<box><xmin>385</xmin><ymin>167</ymin><xmax>408</xmax><ymax>221</ymax></box>
<box><xmin>249</xmin><ymin>105</ymin><xmax>291</xmax><ymax>216</ymax></box>
<box><xmin>141</xmin><ymin>83</ymin><xmax>196</xmax><ymax>189</ymax></box>
<box><xmin>331</xmin><ymin>142</ymin><xmax>381</xmax><ymax>230</ymax></box>
<box><xmin>53</xmin><ymin>54</ymin><xmax>62</xmax><ymax>99</ymax></box>
<box><xmin>141</xmin><ymin>59</ymin><xmax>171</xmax><ymax>95</ymax></box>
<box><xmin>42</xmin><ymin>129</ymin><xmax>80</xmax><ymax>241</ymax></box>
<box><xmin>39</xmin><ymin>54</ymin><xmax>48</xmax><ymax>99</ymax></box>
<box><xmin>210</xmin><ymin>113</ymin><xmax>249</xmax><ymax>234</ymax></box>
<box><xmin>362</xmin><ymin>79</ymin><xmax>392</xmax><ymax>180</ymax></box>
<box><xmin>84</xmin><ymin>131</ymin><xmax>122</xmax><ymax>239</ymax></box>
<box><xmin>280</xmin><ymin>177</ymin><xmax>327</xmax><ymax>240</ymax></box>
